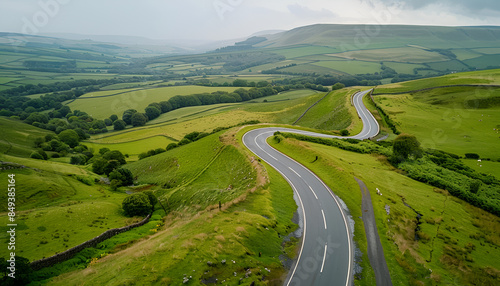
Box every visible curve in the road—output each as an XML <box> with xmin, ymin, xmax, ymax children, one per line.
<box><xmin>242</xmin><ymin>90</ymin><xmax>379</xmax><ymax>286</ymax></box>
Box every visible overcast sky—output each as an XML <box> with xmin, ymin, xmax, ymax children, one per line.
<box><xmin>1</xmin><ymin>0</ymin><xmax>500</xmax><ymax>41</ymax></box>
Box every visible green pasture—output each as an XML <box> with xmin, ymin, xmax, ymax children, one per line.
<box><xmin>383</xmin><ymin>62</ymin><xmax>427</xmax><ymax>74</ymax></box>
<box><xmin>313</xmin><ymin>60</ymin><xmax>382</xmax><ymax>74</ymax></box>
<box><xmin>0</xmin><ymin>156</ymin><xmax>129</xmax><ymax>261</ymax></box>
<box><xmin>68</xmin><ymin>85</ymin><xmax>246</xmax><ymax>120</ymax></box>
<box><xmin>462</xmin><ymin>159</ymin><xmax>500</xmax><ymax>180</ymax></box>
<box><xmin>374</xmin><ymin>69</ymin><xmax>500</xmax><ymax>94</ymax></box>
<box><xmin>294</xmin><ymin>89</ymin><xmax>358</xmax><ymax>132</ymax></box>
<box><xmin>330</xmin><ymin>47</ymin><xmax>449</xmax><ymax>63</ymax></box>
<box><xmin>268</xmin><ymin>45</ymin><xmax>338</xmax><ymax>59</ymax></box>
<box><xmin>0</xmin><ymin>117</ymin><xmax>53</xmax><ymax>158</ymax></box>
<box><xmin>84</xmin><ymin>135</ymin><xmax>175</xmax><ymax>161</ymax></box>
<box><xmin>373</xmin><ymin>87</ymin><xmax>500</xmax><ymax>159</ymax></box>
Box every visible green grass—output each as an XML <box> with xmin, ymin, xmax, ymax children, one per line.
<box><xmin>383</xmin><ymin>62</ymin><xmax>427</xmax><ymax>74</ymax></box>
<box><xmin>462</xmin><ymin>159</ymin><xmax>500</xmax><ymax>180</ymax></box>
<box><xmin>268</xmin><ymin>45</ymin><xmax>339</xmax><ymax>59</ymax></box>
<box><xmin>373</xmin><ymin>69</ymin><xmax>500</xmax><ymax>94</ymax></box>
<box><xmin>269</xmin><ymin>136</ymin><xmax>500</xmax><ymax>285</ymax></box>
<box><xmin>164</xmin><ymin>144</ymin><xmax>256</xmax><ymax>213</ymax></box>
<box><xmin>0</xmin><ymin>117</ymin><xmax>54</xmax><ymax>158</ymax></box>
<box><xmin>313</xmin><ymin>60</ymin><xmax>382</xmax><ymax>74</ymax></box>
<box><xmin>126</xmin><ymin>132</ymin><xmax>225</xmax><ymax>188</ymax></box>
<box><xmin>0</xmin><ymin>156</ymin><xmax>129</xmax><ymax>261</ymax></box>
<box><xmin>294</xmin><ymin>89</ymin><xmax>356</xmax><ymax>131</ymax></box>
<box><xmin>84</xmin><ymin>135</ymin><xmax>175</xmax><ymax>161</ymax></box>
<box><xmin>67</xmin><ymin>85</ymin><xmax>247</xmax><ymax>120</ymax></box>
<box><xmin>330</xmin><ymin>47</ymin><xmax>448</xmax><ymax>63</ymax></box>
<box><xmin>426</xmin><ymin>60</ymin><xmax>469</xmax><ymax>72</ymax></box>
<box><xmin>373</xmin><ymin>87</ymin><xmax>500</xmax><ymax>159</ymax></box>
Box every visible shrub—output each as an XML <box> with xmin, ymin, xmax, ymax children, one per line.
<box><xmin>122</xmin><ymin>193</ymin><xmax>152</xmax><ymax>217</ymax></box>
<box><xmin>30</xmin><ymin>152</ymin><xmax>44</xmax><ymax>160</ymax></box>
<box><xmin>340</xmin><ymin>129</ymin><xmax>350</xmax><ymax>136</ymax></box>
<box><xmin>465</xmin><ymin>153</ymin><xmax>480</xmax><ymax>160</ymax></box>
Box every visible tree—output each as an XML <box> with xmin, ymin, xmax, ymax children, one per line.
<box><xmin>340</xmin><ymin>129</ymin><xmax>350</xmax><ymax>136</ymax></box>
<box><xmin>104</xmin><ymin>118</ymin><xmax>113</xmax><ymax>126</ymax></box>
<box><xmin>103</xmin><ymin>150</ymin><xmax>126</xmax><ymax>165</ymax></box>
<box><xmin>143</xmin><ymin>190</ymin><xmax>158</xmax><ymax>208</ymax></box>
<box><xmin>1</xmin><ymin>256</ymin><xmax>32</xmax><ymax>285</ymax></box>
<box><xmin>122</xmin><ymin>109</ymin><xmax>137</xmax><ymax>125</ymax></box>
<box><xmin>122</xmin><ymin>193</ymin><xmax>152</xmax><ymax>217</ymax></box>
<box><xmin>131</xmin><ymin>112</ymin><xmax>148</xmax><ymax>127</ymax></box>
<box><xmin>70</xmin><ymin>154</ymin><xmax>87</xmax><ymax>165</ymax></box>
<box><xmin>113</xmin><ymin>119</ymin><xmax>126</xmax><ymax>131</ymax></box>
<box><xmin>332</xmin><ymin>83</ymin><xmax>346</xmax><ymax>90</ymax></box>
<box><xmin>110</xmin><ymin>114</ymin><xmax>118</xmax><ymax>122</ymax></box>
<box><xmin>109</xmin><ymin>167</ymin><xmax>134</xmax><ymax>187</ymax></box>
<box><xmin>58</xmin><ymin>129</ymin><xmax>80</xmax><ymax>148</ymax></box>
<box><xmin>166</xmin><ymin>143</ymin><xmax>177</xmax><ymax>151</ymax></box>
<box><xmin>92</xmin><ymin>157</ymin><xmax>107</xmax><ymax>174</ymax></box>
<box><xmin>392</xmin><ymin>134</ymin><xmax>423</xmax><ymax>161</ymax></box>
<box><xmin>145</xmin><ymin>106</ymin><xmax>161</xmax><ymax>120</ymax></box>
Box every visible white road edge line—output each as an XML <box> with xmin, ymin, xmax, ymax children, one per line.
<box><xmin>320</xmin><ymin>243</ymin><xmax>328</xmax><ymax>273</ymax></box>
<box><xmin>321</xmin><ymin>209</ymin><xmax>327</xmax><ymax>230</ymax></box>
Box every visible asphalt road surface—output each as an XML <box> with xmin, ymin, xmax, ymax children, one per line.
<box><xmin>242</xmin><ymin>90</ymin><xmax>379</xmax><ymax>286</ymax></box>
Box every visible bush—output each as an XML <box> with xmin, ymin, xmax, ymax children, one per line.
<box><xmin>122</xmin><ymin>193</ymin><xmax>152</xmax><ymax>217</ymax></box>
<box><xmin>109</xmin><ymin>168</ymin><xmax>134</xmax><ymax>187</ymax></box>
<box><xmin>392</xmin><ymin>134</ymin><xmax>422</xmax><ymax>161</ymax></box>
<box><xmin>340</xmin><ymin>129</ymin><xmax>350</xmax><ymax>136</ymax></box>
<box><xmin>70</xmin><ymin>154</ymin><xmax>87</xmax><ymax>165</ymax></box>
<box><xmin>30</xmin><ymin>151</ymin><xmax>44</xmax><ymax>160</ymax></box>
<box><xmin>465</xmin><ymin>153</ymin><xmax>480</xmax><ymax>159</ymax></box>
<box><xmin>166</xmin><ymin>143</ymin><xmax>177</xmax><ymax>151</ymax></box>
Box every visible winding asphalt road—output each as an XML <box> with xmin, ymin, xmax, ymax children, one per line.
<box><xmin>242</xmin><ymin>90</ymin><xmax>379</xmax><ymax>286</ymax></box>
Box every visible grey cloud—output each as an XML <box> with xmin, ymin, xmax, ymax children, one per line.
<box><xmin>372</xmin><ymin>0</ymin><xmax>500</xmax><ymax>12</ymax></box>
<box><xmin>287</xmin><ymin>4</ymin><xmax>336</xmax><ymax>19</ymax></box>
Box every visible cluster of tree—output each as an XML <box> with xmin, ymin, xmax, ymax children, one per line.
<box><xmin>91</xmin><ymin>148</ymin><xmax>127</xmax><ymax>176</ymax></box>
<box><xmin>31</xmin><ymin>130</ymin><xmax>93</xmax><ymax>163</ymax></box>
<box><xmin>120</xmin><ymin>87</ymin><xmax>280</xmax><ymax>128</ymax></box>
<box><xmin>23</xmin><ymin>107</ymin><xmax>115</xmax><ymax>137</ymax></box>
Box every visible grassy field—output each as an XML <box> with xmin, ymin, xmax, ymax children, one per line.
<box><xmin>462</xmin><ymin>159</ymin><xmax>500</xmax><ymax>180</ymax></box>
<box><xmin>294</xmin><ymin>89</ymin><xmax>361</xmax><ymax>133</ymax></box>
<box><xmin>313</xmin><ymin>60</ymin><xmax>382</xmax><ymax>74</ymax></box>
<box><xmin>269</xmin><ymin>136</ymin><xmax>500</xmax><ymax>285</ymax></box>
<box><xmin>84</xmin><ymin>135</ymin><xmax>176</xmax><ymax>161</ymax></box>
<box><xmin>0</xmin><ymin>154</ymin><xmax>130</xmax><ymax>262</ymax></box>
<box><xmin>373</xmin><ymin>86</ymin><xmax>500</xmax><ymax>159</ymax></box>
<box><xmin>373</xmin><ymin>69</ymin><xmax>500</xmax><ymax>94</ymax></box>
<box><xmin>0</xmin><ymin>117</ymin><xmax>54</xmax><ymax>158</ymax></box>
<box><xmin>67</xmin><ymin>85</ymin><xmax>247</xmax><ymax>120</ymax></box>
<box><xmin>330</xmin><ymin>47</ymin><xmax>449</xmax><ymax>63</ymax></box>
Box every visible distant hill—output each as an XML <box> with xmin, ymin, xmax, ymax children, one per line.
<box><xmin>256</xmin><ymin>24</ymin><xmax>500</xmax><ymax>49</ymax></box>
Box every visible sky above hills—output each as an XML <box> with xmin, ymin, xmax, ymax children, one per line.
<box><xmin>1</xmin><ymin>0</ymin><xmax>499</xmax><ymax>42</ymax></box>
